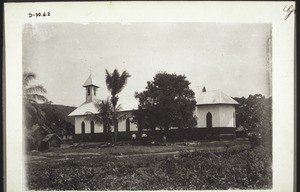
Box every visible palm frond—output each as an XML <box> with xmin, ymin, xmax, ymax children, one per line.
<box><xmin>25</xmin><ymin>85</ymin><xmax>47</xmax><ymax>94</ymax></box>
<box><xmin>105</xmin><ymin>69</ymin><xmax>130</xmax><ymax>96</ymax></box>
<box><xmin>116</xmin><ymin>104</ymin><xmax>122</xmax><ymax>111</ymax></box>
<box><xmin>116</xmin><ymin>70</ymin><xmax>131</xmax><ymax>94</ymax></box>
<box><xmin>26</xmin><ymin>94</ymin><xmax>48</xmax><ymax>103</ymax></box>
<box><xmin>105</xmin><ymin>69</ymin><xmax>113</xmax><ymax>93</ymax></box>
<box><xmin>117</xmin><ymin>112</ymin><xmax>132</xmax><ymax>122</ymax></box>
<box><xmin>84</xmin><ymin>112</ymin><xmax>104</xmax><ymax>124</ymax></box>
<box><xmin>23</xmin><ymin>72</ymin><xmax>36</xmax><ymax>87</ymax></box>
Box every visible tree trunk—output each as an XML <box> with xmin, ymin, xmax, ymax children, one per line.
<box><xmin>112</xmin><ymin>107</ymin><xmax>118</xmax><ymax>145</ymax></box>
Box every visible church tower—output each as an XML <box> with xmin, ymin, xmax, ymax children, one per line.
<box><xmin>82</xmin><ymin>74</ymin><xmax>99</xmax><ymax>103</ymax></box>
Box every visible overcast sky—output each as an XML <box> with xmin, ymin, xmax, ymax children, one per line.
<box><xmin>23</xmin><ymin>23</ymin><xmax>272</xmax><ymax>109</ymax></box>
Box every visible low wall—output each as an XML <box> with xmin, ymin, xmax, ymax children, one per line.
<box><xmin>73</xmin><ymin>128</ymin><xmax>236</xmax><ymax>143</ymax></box>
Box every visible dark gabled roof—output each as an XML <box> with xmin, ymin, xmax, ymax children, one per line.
<box><xmin>42</xmin><ymin>134</ymin><xmax>62</xmax><ymax>142</ymax></box>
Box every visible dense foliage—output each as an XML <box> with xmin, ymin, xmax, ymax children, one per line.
<box><xmin>23</xmin><ymin>71</ymin><xmax>76</xmax><ymax>150</ymax></box>
<box><xmin>39</xmin><ymin>103</ymin><xmax>75</xmax><ymax>136</ymax></box>
<box><xmin>133</xmin><ymin>72</ymin><xmax>197</xmax><ymax>131</ymax></box>
<box><xmin>233</xmin><ymin>94</ymin><xmax>272</xmax><ymax>147</ymax></box>
<box><xmin>26</xmin><ymin>146</ymin><xmax>272</xmax><ymax>190</ymax></box>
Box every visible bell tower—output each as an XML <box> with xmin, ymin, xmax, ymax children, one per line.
<box><xmin>83</xmin><ymin>74</ymin><xmax>99</xmax><ymax>103</ymax></box>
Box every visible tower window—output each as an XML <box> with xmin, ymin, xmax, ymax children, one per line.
<box><xmin>94</xmin><ymin>87</ymin><xmax>96</xmax><ymax>96</ymax></box>
<box><xmin>87</xmin><ymin>87</ymin><xmax>90</xmax><ymax>96</ymax></box>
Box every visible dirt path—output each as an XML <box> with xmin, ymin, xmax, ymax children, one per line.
<box><xmin>28</xmin><ymin>143</ymin><xmax>251</xmax><ymax>163</ymax></box>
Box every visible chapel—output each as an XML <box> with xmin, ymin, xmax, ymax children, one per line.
<box><xmin>68</xmin><ymin>75</ymin><xmax>238</xmax><ymax>141</ymax></box>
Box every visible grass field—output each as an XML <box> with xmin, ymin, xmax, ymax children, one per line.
<box><xmin>25</xmin><ymin>140</ymin><xmax>272</xmax><ymax>190</ymax></box>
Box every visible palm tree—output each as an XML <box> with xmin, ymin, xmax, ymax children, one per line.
<box><xmin>85</xmin><ymin>99</ymin><xmax>129</xmax><ymax>144</ymax></box>
<box><xmin>23</xmin><ymin>72</ymin><xmax>48</xmax><ymax>128</ymax></box>
<box><xmin>105</xmin><ymin>69</ymin><xmax>130</xmax><ymax>145</ymax></box>
<box><xmin>87</xmin><ymin>99</ymin><xmax>114</xmax><ymax>134</ymax></box>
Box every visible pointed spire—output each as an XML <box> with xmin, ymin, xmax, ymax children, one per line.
<box><xmin>202</xmin><ymin>86</ymin><xmax>206</xmax><ymax>92</ymax></box>
<box><xmin>83</xmin><ymin>74</ymin><xmax>99</xmax><ymax>88</ymax></box>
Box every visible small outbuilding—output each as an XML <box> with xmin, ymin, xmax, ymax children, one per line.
<box><xmin>31</xmin><ymin>124</ymin><xmax>52</xmax><ymax>146</ymax></box>
<box><xmin>39</xmin><ymin>134</ymin><xmax>62</xmax><ymax>151</ymax></box>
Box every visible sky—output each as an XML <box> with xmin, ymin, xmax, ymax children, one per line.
<box><xmin>23</xmin><ymin>23</ymin><xmax>272</xmax><ymax>109</ymax></box>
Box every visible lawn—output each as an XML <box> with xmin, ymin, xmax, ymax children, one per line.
<box><xmin>25</xmin><ymin>140</ymin><xmax>272</xmax><ymax>190</ymax></box>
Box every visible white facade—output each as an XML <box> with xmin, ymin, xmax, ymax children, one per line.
<box><xmin>195</xmin><ymin>105</ymin><xmax>236</xmax><ymax>128</ymax></box>
<box><xmin>74</xmin><ymin>115</ymin><xmax>138</xmax><ymax>134</ymax></box>
<box><xmin>74</xmin><ymin>116</ymin><xmax>103</xmax><ymax>134</ymax></box>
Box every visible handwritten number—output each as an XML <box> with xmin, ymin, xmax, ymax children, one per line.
<box><xmin>28</xmin><ymin>12</ymin><xmax>51</xmax><ymax>18</ymax></box>
<box><xmin>283</xmin><ymin>5</ymin><xmax>296</xmax><ymax>20</ymax></box>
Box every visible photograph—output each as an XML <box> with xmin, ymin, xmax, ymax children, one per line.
<box><xmin>4</xmin><ymin>2</ymin><xmax>295</xmax><ymax>192</ymax></box>
<box><xmin>23</xmin><ymin>22</ymin><xmax>272</xmax><ymax>190</ymax></box>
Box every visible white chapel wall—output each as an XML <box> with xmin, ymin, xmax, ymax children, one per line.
<box><xmin>195</xmin><ymin>105</ymin><xmax>237</xmax><ymax>128</ymax></box>
<box><xmin>118</xmin><ymin>117</ymin><xmax>138</xmax><ymax>132</ymax></box>
<box><xmin>195</xmin><ymin>105</ymin><xmax>220</xmax><ymax>128</ymax></box>
<box><xmin>218</xmin><ymin>105</ymin><xmax>236</xmax><ymax>127</ymax></box>
<box><xmin>74</xmin><ymin>116</ymin><xmax>103</xmax><ymax>134</ymax></box>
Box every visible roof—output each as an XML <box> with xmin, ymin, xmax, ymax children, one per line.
<box><xmin>42</xmin><ymin>134</ymin><xmax>62</xmax><ymax>142</ymax></box>
<box><xmin>83</xmin><ymin>74</ymin><xmax>99</xmax><ymax>88</ymax></box>
<box><xmin>68</xmin><ymin>100</ymin><xmax>101</xmax><ymax>116</ymax></box>
<box><xmin>196</xmin><ymin>90</ymin><xmax>238</xmax><ymax>105</ymax></box>
<box><xmin>68</xmin><ymin>99</ymin><xmax>138</xmax><ymax>117</ymax></box>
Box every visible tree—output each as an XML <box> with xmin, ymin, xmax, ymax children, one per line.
<box><xmin>23</xmin><ymin>72</ymin><xmax>48</xmax><ymax>150</ymax></box>
<box><xmin>133</xmin><ymin>72</ymin><xmax>197</xmax><ymax>133</ymax></box>
<box><xmin>23</xmin><ymin>72</ymin><xmax>48</xmax><ymax>129</ymax></box>
<box><xmin>105</xmin><ymin>69</ymin><xmax>131</xmax><ymax>145</ymax></box>
<box><xmin>234</xmin><ymin>94</ymin><xmax>272</xmax><ymax>147</ymax></box>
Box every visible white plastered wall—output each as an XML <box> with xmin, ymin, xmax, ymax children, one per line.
<box><xmin>195</xmin><ymin>105</ymin><xmax>220</xmax><ymax>128</ymax></box>
<box><xmin>218</xmin><ymin>105</ymin><xmax>236</xmax><ymax>128</ymax></box>
<box><xmin>74</xmin><ymin>116</ymin><xmax>103</xmax><ymax>133</ymax></box>
<box><xmin>118</xmin><ymin>118</ymin><xmax>138</xmax><ymax>132</ymax></box>
<box><xmin>74</xmin><ymin>114</ymin><xmax>138</xmax><ymax>134</ymax></box>
<box><xmin>195</xmin><ymin>105</ymin><xmax>236</xmax><ymax>128</ymax></box>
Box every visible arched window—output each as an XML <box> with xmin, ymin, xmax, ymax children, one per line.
<box><xmin>87</xmin><ymin>87</ymin><xmax>90</xmax><ymax>96</ymax></box>
<box><xmin>91</xmin><ymin>121</ymin><xmax>94</xmax><ymax>134</ymax></box>
<box><xmin>206</xmin><ymin>112</ymin><xmax>212</xmax><ymax>128</ymax></box>
<box><xmin>81</xmin><ymin>121</ymin><xmax>85</xmax><ymax>134</ymax></box>
<box><xmin>126</xmin><ymin>118</ymin><xmax>130</xmax><ymax>132</ymax></box>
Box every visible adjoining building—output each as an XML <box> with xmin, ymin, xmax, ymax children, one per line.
<box><xmin>195</xmin><ymin>89</ymin><xmax>238</xmax><ymax>128</ymax></box>
<box><xmin>68</xmin><ymin>75</ymin><xmax>238</xmax><ymax>142</ymax></box>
